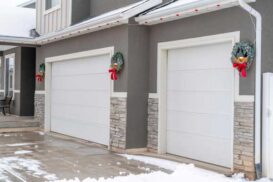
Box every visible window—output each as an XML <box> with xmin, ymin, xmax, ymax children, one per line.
<box><xmin>4</xmin><ymin>54</ymin><xmax>15</xmax><ymax>98</ymax></box>
<box><xmin>45</xmin><ymin>0</ymin><xmax>60</xmax><ymax>10</ymax></box>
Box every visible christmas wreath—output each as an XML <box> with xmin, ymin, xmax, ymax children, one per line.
<box><xmin>109</xmin><ymin>52</ymin><xmax>124</xmax><ymax>80</ymax></box>
<box><xmin>231</xmin><ymin>41</ymin><xmax>255</xmax><ymax>78</ymax></box>
<box><xmin>36</xmin><ymin>63</ymin><xmax>45</xmax><ymax>82</ymax></box>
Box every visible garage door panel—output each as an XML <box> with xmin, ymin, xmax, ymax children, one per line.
<box><xmin>52</xmin><ymin>90</ymin><xmax>109</xmax><ymax>108</ymax></box>
<box><xmin>167</xmin><ymin>91</ymin><xmax>233</xmax><ymax>114</ymax></box>
<box><xmin>51</xmin><ymin>104</ymin><xmax>109</xmax><ymax>126</ymax></box>
<box><xmin>168</xmin><ymin>42</ymin><xmax>232</xmax><ymax>71</ymax></box>
<box><xmin>167</xmin><ymin>69</ymin><xmax>233</xmax><ymax>91</ymax></box>
<box><xmin>167</xmin><ymin>131</ymin><xmax>232</xmax><ymax>167</ymax></box>
<box><xmin>52</xmin><ymin>55</ymin><xmax>109</xmax><ymax>76</ymax></box>
<box><xmin>51</xmin><ymin>53</ymin><xmax>110</xmax><ymax>146</ymax></box>
<box><xmin>51</xmin><ymin>118</ymin><xmax>109</xmax><ymax>145</ymax></box>
<box><xmin>52</xmin><ymin>74</ymin><xmax>109</xmax><ymax>91</ymax></box>
<box><xmin>167</xmin><ymin>110</ymin><xmax>232</xmax><ymax>139</ymax></box>
<box><xmin>166</xmin><ymin>41</ymin><xmax>233</xmax><ymax>168</ymax></box>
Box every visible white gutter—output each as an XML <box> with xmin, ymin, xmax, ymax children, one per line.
<box><xmin>136</xmin><ymin>0</ymin><xmax>255</xmax><ymax>25</ymax></box>
<box><xmin>0</xmin><ymin>0</ymin><xmax>162</xmax><ymax>46</ymax></box>
<box><xmin>238</xmin><ymin>0</ymin><xmax>262</xmax><ymax>178</ymax></box>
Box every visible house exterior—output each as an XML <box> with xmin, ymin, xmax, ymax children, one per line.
<box><xmin>0</xmin><ymin>0</ymin><xmax>273</xmax><ymax>180</ymax></box>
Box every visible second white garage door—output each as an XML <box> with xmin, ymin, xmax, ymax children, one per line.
<box><xmin>166</xmin><ymin>41</ymin><xmax>234</xmax><ymax>168</ymax></box>
<box><xmin>50</xmin><ymin>54</ymin><xmax>110</xmax><ymax>146</ymax></box>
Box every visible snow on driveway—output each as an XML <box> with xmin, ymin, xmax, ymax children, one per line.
<box><xmin>57</xmin><ymin>155</ymin><xmax>272</xmax><ymax>182</ymax></box>
<box><xmin>0</xmin><ymin>157</ymin><xmax>57</xmax><ymax>181</ymax></box>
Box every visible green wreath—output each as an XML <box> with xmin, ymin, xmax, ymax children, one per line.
<box><xmin>231</xmin><ymin>41</ymin><xmax>255</xmax><ymax>70</ymax></box>
<box><xmin>111</xmin><ymin>52</ymin><xmax>124</xmax><ymax>72</ymax></box>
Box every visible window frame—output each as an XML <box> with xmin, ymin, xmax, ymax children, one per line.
<box><xmin>44</xmin><ymin>0</ymin><xmax>61</xmax><ymax>14</ymax></box>
<box><xmin>4</xmin><ymin>54</ymin><xmax>16</xmax><ymax>99</ymax></box>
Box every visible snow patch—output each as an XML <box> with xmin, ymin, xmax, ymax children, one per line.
<box><xmin>56</xmin><ymin>155</ymin><xmax>272</xmax><ymax>182</ymax></box>
<box><xmin>0</xmin><ymin>157</ymin><xmax>57</xmax><ymax>181</ymax></box>
<box><xmin>119</xmin><ymin>154</ymin><xmax>180</xmax><ymax>171</ymax></box>
<box><xmin>14</xmin><ymin>150</ymin><xmax>33</xmax><ymax>155</ymax></box>
<box><xmin>6</xmin><ymin>143</ymin><xmax>36</xmax><ymax>147</ymax></box>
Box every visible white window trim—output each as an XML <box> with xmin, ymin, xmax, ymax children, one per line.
<box><xmin>44</xmin><ymin>0</ymin><xmax>61</xmax><ymax>15</ymax></box>
<box><xmin>4</xmin><ymin>53</ymin><xmax>16</xmax><ymax>99</ymax></box>
<box><xmin>156</xmin><ymin>31</ymin><xmax>251</xmax><ymax>169</ymax></box>
<box><xmin>44</xmin><ymin>47</ymin><xmax>117</xmax><ymax>148</ymax></box>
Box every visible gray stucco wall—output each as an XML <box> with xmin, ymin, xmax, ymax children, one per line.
<box><xmin>126</xmin><ymin>24</ymin><xmax>150</xmax><ymax>149</ymax></box>
<box><xmin>148</xmin><ymin>0</ymin><xmax>273</xmax><ymax>95</ymax></box>
<box><xmin>90</xmin><ymin>0</ymin><xmax>142</xmax><ymax>18</ymax></box>
<box><xmin>71</xmin><ymin>0</ymin><xmax>91</xmax><ymax>25</ymax></box>
<box><xmin>36</xmin><ymin>25</ymin><xmax>129</xmax><ymax>91</ymax></box>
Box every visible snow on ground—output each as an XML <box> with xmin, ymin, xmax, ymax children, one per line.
<box><xmin>6</xmin><ymin>142</ymin><xmax>36</xmax><ymax>147</ymax></box>
<box><xmin>56</xmin><ymin>155</ymin><xmax>272</xmax><ymax>182</ymax></box>
<box><xmin>0</xmin><ymin>157</ymin><xmax>57</xmax><ymax>181</ymax></box>
<box><xmin>14</xmin><ymin>150</ymin><xmax>33</xmax><ymax>155</ymax></box>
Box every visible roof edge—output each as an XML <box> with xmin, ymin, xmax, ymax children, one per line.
<box><xmin>0</xmin><ymin>0</ymin><xmax>162</xmax><ymax>46</ymax></box>
<box><xmin>135</xmin><ymin>0</ymin><xmax>256</xmax><ymax>25</ymax></box>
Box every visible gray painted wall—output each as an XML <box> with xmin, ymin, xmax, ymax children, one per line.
<box><xmin>90</xmin><ymin>0</ymin><xmax>142</xmax><ymax>18</ymax></box>
<box><xmin>126</xmin><ymin>24</ymin><xmax>150</xmax><ymax>149</ymax></box>
<box><xmin>36</xmin><ymin>25</ymin><xmax>129</xmax><ymax>91</ymax></box>
<box><xmin>71</xmin><ymin>0</ymin><xmax>91</xmax><ymax>25</ymax></box>
<box><xmin>71</xmin><ymin>0</ymin><xmax>143</xmax><ymax>25</ymax></box>
<box><xmin>148</xmin><ymin>0</ymin><xmax>273</xmax><ymax>95</ymax></box>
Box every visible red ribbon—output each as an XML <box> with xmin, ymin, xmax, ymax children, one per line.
<box><xmin>36</xmin><ymin>74</ymin><xmax>44</xmax><ymax>82</ymax></box>
<box><xmin>109</xmin><ymin>68</ymin><xmax>118</xmax><ymax>80</ymax></box>
<box><xmin>233</xmin><ymin>63</ymin><xmax>247</xmax><ymax>78</ymax></box>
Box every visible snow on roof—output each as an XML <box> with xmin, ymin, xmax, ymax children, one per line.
<box><xmin>136</xmin><ymin>0</ymin><xmax>255</xmax><ymax>25</ymax></box>
<box><xmin>0</xmin><ymin>7</ymin><xmax>35</xmax><ymax>38</ymax></box>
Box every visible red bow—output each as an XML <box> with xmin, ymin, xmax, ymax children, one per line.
<box><xmin>36</xmin><ymin>74</ymin><xmax>44</xmax><ymax>82</ymax></box>
<box><xmin>109</xmin><ymin>68</ymin><xmax>118</xmax><ymax>80</ymax></box>
<box><xmin>233</xmin><ymin>63</ymin><xmax>247</xmax><ymax>78</ymax></box>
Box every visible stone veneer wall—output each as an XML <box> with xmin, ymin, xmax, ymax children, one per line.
<box><xmin>234</xmin><ymin>102</ymin><xmax>255</xmax><ymax>180</ymax></box>
<box><xmin>34</xmin><ymin>94</ymin><xmax>45</xmax><ymax>128</ymax></box>
<box><xmin>110</xmin><ymin>97</ymin><xmax>127</xmax><ymax>150</ymax></box>
<box><xmin>147</xmin><ymin>98</ymin><xmax>158</xmax><ymax>151</ymax></box>
<box><xmin>147</xmin><ymin>99</ymin><xmax>256</xmax><ymax>179</ymax></box>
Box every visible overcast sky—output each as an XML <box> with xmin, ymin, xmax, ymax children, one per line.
<box><xmin>0</xmin><ymin>0</ymin><xmax>30</xmax><ymax>8</ymax></box>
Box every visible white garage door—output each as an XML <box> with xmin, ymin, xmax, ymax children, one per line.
<box><xmin>167</xmin><ymin>41</ymin><xmax>234</xmax><ymax>168</ymax></box>
<box><xmin>51</xmin><ymin>54</ymin><xmax>110</xmax><ymax>145</ymax></box>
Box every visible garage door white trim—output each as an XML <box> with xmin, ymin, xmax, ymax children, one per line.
<box><xmin>157</xmin><ymin>32</ymin><xmax>245</xmax><ymax>168</ymax></box>
<box><xmin>44</xmin><ymin>47</ymin><xmax>114</xmax><ymax>147</ymax></box>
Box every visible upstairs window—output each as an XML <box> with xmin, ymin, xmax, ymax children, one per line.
<box><xmin>46</xmin><ymin>0</ymin><xmax>60</xmax><ymax>11</ymax></box>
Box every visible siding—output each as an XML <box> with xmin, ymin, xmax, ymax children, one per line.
<box><xmin>36</xmin><ymin>0</ymin><xmax>71</xmax><ymax>35</ymax></box>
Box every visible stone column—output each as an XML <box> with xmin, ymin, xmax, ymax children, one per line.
<box><xmin>110</xmin><ymin>97</ymin><xmax>127</xmax><ymax>150</ymax></box>
<box><xmin>147</xmin><ymin>97</ymin><xmax>159</xmax><ymax>152</ymax></box>
<box><xmin>233</xmin><ymin>102</ymin><xmax>255</xmax><ymax>180</ymax></box>
<box><xmin>34</xmin><ymin>93</ymin><xmax>45</xmax><ymax>128</ymax></box>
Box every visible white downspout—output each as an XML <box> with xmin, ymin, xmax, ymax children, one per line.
<box><xmin>238</xmin><ymin>0</ymin><xmax>262</xmax><ymax>178</ymax></box>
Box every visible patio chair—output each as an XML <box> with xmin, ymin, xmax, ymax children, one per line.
<box><xmin>0</xmin><ymin>96</ymin><xmax>12</xmax><ymax>116</ymax></box>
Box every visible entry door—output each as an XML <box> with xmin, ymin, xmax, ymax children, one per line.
<box><xmin>50</xmin><ymin>54</ymin><xmax>110</xmax><ymax>145</ymax></box>
<box><xmin>166</xmin><ymin>41</ymin><xmax>234</xmax><ymax>168</ymax></box>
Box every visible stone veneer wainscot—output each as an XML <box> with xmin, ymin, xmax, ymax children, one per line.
<box><xmin>34</xmin><ymin>93</ymin><xmax>45</xmax><ymax>128</ymax></box>
<box><xmin>110</xmin><ymin>97</ymin><xmax>127</xmax><ymax>150</ymax></box>
<box><xmin>146</xmin><ymin>98</ymin><xmax>255</xmax><ymax>180</ymax></box>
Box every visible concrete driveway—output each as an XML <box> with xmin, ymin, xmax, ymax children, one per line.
<box><xmin>0</xmin><ymin>132</ymin><xmax>166</xmax><ymax>182</ymax></box>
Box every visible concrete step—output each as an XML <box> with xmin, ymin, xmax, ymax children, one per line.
<box><xmin>0</xmin><ymin>121</ymin><xmax>40</xmax><ymax>128</ymax></box>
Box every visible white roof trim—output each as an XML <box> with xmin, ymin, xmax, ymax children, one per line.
<box><xmin>136</xmin><ymin>0</ymin><xmax>255</xmax><ymax>25</ymax></box>
<box><xmin>18</xmin><ymin>0</ymin><xmax>36</xmax><ymax>7</ymax></box>
<box><xmin>0</xmin><ymin>0</ymin><xmax>162</xmax><ymax>46</ymax></box>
